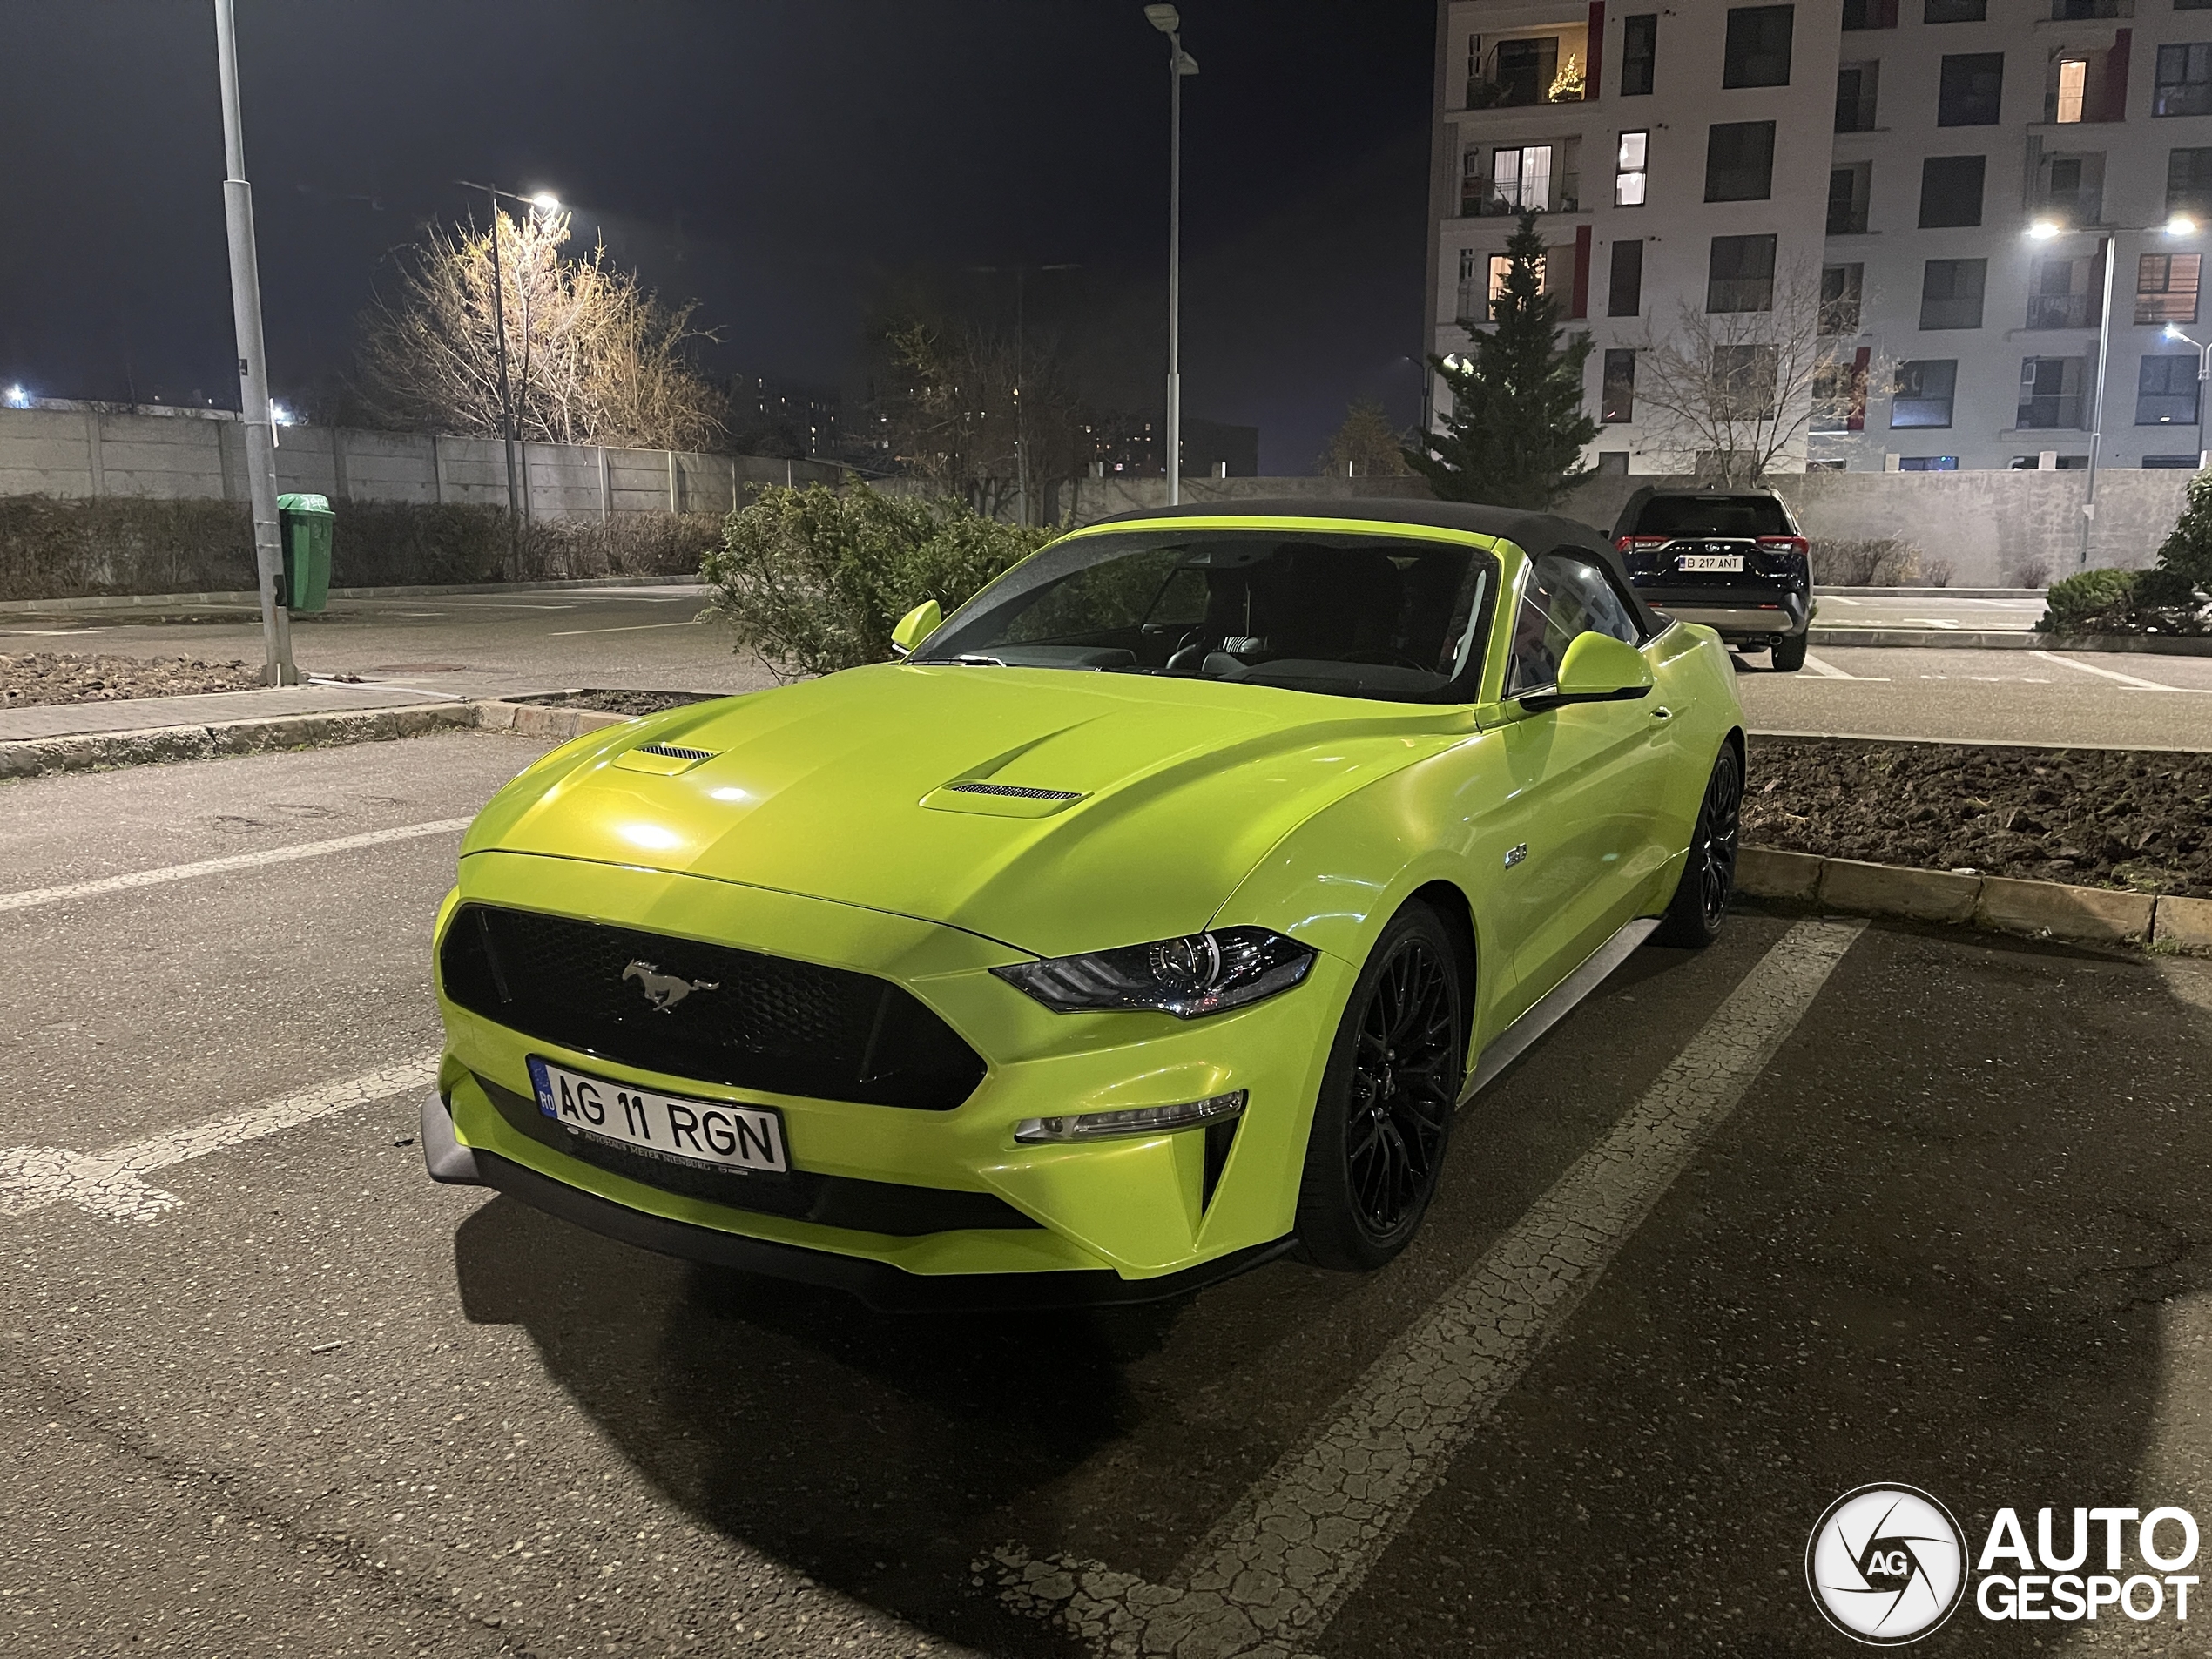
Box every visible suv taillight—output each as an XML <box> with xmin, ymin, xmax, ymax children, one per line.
<box><xmin>1757</xmin><ymin>536</ymin><xmax>1810</xmax><ymax>558</ymax></box>
<box><xmin>1615</xmin><ymin>536</ymin><xmax>1670</xmax><ymax>552</ymax></box>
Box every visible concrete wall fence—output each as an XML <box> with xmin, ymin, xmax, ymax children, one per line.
<box><xmin>0</xmin><ymin>405</ymin><xmax>839</xmax><ymax>519</ymax></box>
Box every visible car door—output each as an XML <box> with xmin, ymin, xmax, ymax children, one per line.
<box><xmin>1487</xmin><ymin>547</ymin><xmax>1675</xmax><ymax>1019</ymax></box>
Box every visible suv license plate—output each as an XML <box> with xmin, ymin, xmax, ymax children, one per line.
<box><xmin>1676</xmin><ymin>553</ymin><xmax>1744</xmax><ymax>572</ymax></box>
<box><xmin>526</xmin><ymin>1056</ymin><xmax>787</xmax><ymax>1173</ymax></box>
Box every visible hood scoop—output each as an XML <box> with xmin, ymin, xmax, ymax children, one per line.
<box><xmin>612</xmin><ymin>741</ymin><xmax>721</xmax><ymax>777</ymax></box>
<box><xmin>922</xmin><ymin>778</ymin><xmax>1089</xmax><ymax>819</ymax></box>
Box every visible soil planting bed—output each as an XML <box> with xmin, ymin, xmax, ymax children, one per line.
<box><xmin>1747</xmin><ymin>736</ymin><xmax>2212</xmax><ymax>898</ymax></box>
<box><xmin>511</xmin><ymin>689</ymin><xmax>726</xmax><ymax>717</ymax></box>
<box><xmin>1</xmin><ymin>652</ymin><xmax>260</xmax><ymax>708</ymax></box>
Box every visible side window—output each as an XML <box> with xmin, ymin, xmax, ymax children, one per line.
<box><xmin>1505</xmin><ymin>551</ymin><xmax>1644</xmax><ymax>695</ymax></box>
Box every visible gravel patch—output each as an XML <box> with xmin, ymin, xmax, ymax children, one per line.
<box><xmin>1747</xmin><ymin>736</ymin><xmax>2212</xmax><ymax>899</ymax></box>
<box><xmin>510</xmin><ymin>689</ymin><xmax>726</xmax><ymax>716</ymax></box>
<box><xmin>0</xmin><ymin>652</ymin><xmax>260</xmax><ymax>708</ymax></box>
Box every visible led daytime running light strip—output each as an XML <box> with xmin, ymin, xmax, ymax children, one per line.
<box><xmin>1013</xmin><ymin>1089</ymin><xmax>1247</xmax><ymax>1144</ymax></box>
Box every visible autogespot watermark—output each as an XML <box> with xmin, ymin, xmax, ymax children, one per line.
<box><xmin>1807</xmin><ymin>1485</ymin><xmax>2202</xmax><ymax>1645</ymax></box>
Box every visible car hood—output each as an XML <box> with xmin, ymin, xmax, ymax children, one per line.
<box><xmin>466</xmin><ymin>664</ymin><xmax>1473</xmax><ymax>957</ymax></box>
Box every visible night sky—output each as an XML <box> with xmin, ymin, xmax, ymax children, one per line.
<box><xmin>0</xmin><ymin>2</ymin><xmax>1435</xmax><ymax>475</ymax></box>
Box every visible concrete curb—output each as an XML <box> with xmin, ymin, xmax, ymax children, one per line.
<box><xmin>0</xmin><ymin>696</ymin><xmax>638</xmax><ymax>779</ymax></box>
<box><xmin>2</xmin><ymin>576</ymin><xmax>705</xmax><ymax>614</ymax></box>
<box><xmin>1807</xmin><ymin>628</ymin><xmax>2212</xmax><ymax>655</ymax></box>
<box><xmin>1737</xmin><ymin>846</ymin><xmax>2207</xmax><ymax>953</ymax></box>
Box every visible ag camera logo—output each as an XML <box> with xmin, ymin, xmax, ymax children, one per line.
<box><xmin>1806</xmin><ymin>1485</ymin><xmax>1968</xmax><ymax>1645</ymax></box>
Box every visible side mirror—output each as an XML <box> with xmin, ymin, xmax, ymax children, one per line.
<box><xmin>890</xmin><ymin>600</ymin><xmax>942</xmax><ymax>658</ymax></box>
<box><xmin>1521</xmin><ymin>631</ymin><xmax>1653</xmax><ymax>711</ymax></box>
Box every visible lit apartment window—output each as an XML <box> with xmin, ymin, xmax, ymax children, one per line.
<box><xmin>1616</xmin><ymin>131</ymin><xmax>1649</xmax><ymax>205</ymax></box>
<box><xmin>2138</xmin><ymin>253</ymin><xmax>2202</xmax><ymax>323</ymax></box>
<box><xmin>1487</xmin><ymin>253</ymin><xmax>1548</xmax><ymax>320</ymax></box>
<box><xmin>2055</xmin><ymin>58</ymin><xmax>2087</xmax><ymax>122</ymax></box>
<box><xmin>1492</xmin><ymin>145</ymin><xmax>1554</xmax><ymax>212</ymax></box>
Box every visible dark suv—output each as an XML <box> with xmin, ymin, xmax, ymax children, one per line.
<box><xmin>1609</xmin><ymin>486</ymin><xmax>1813</xmax><ymax>671</ymax></box>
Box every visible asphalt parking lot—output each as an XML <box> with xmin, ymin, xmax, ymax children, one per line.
<box><xmin>5</xmin><ymin>730</ymin><xmax>2212</xmax><ymax>1657</ymax></box>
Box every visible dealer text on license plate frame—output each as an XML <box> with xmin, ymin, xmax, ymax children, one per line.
<box><xmin>526</xmin><ymin>1056</ymin><xmax>788</xmax><ymax>1173</ymax></box>
<box><xmin>1676</xmin><ymin>553</ymin><xmax>1744</xmax><ymax>572</ymax></box>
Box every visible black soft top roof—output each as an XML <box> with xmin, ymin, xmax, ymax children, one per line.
<box><xmin>1089</xmin><ymin>496</ymin><xmax>1665</xmax><ymax>637</ymax></box>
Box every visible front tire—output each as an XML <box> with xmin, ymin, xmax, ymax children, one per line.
<box><xmin>1654</xmin><ymin>745</ymin><xmax>1743</xmax><ymax>948</ymax></box>
<box><xmin>1294</xmin><ymin>905</ymin><xmax>1465</xmax><ymax>1272</ymax></box>
<box><xmin>1770</xmin><ymin>631</ymin><xmax>1808</xmax><ymax>672</ymax></box>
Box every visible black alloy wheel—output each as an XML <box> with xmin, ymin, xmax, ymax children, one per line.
<box><xmin>1656</xmin><ymin>745</ymin><xmax>1742</xmax><ymax>948</ymax></box>
<box><xmin>1296</xmin><ymin>905</ymin><xmax>1465</xmax><ymax>1271</ymax></box>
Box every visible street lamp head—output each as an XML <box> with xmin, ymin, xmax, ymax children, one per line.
<box><xmin>2168</xmin><ymin>213</ymin><xmax>2199</xmax><ymax>236</ymax></box>
<box><xmin>1176</xmin><ymin>49</ymin><xmax>1200</xmax><ymax>74</ymax></box>
<box><xmin>1143</xmin><ymin>4</ymin><xmax>1180</xmax><ymax>32</ymax></box>
<box><xmin>3</xmin><ymin>385</ymin><xmax>27</xmax><ymax>409</ymax></box>
<box><xmin>529</xmin><ymin>192</ymin><xmax>562</xmax><ymax>214</ymax></box>
<box><xmin>2027</xmin><ymin>219</ymin><xmax>2062</xmax><ymax>239</ymax></box>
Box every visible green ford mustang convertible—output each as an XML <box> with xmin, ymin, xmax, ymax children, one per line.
<box><xmin>422</xmin><ymin>501</ymin><xmax>1745</xmax><ymax>1307</ymax></box>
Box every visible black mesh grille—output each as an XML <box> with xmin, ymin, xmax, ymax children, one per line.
<box><xmin>474</xmin><ymin>1076</ymin><xmax>1035</xmax><ymax>1232</ymax></box>
<box><xmin>638</xmin><ymin>744</ymin><xmax>716</xmax><ymax>760</ymax></box>
<box><xmin>947</xmin><ymin>781</ymin><xmax>1082</xmax><ymax>801</ymax></box>
<box><xmin>440</xmin><ymin>904</ymin><xmax>987</xmax><ymax>1109</ymax></box>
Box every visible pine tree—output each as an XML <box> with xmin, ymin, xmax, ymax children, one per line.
<box><xmin>2154</xmin><ymin>467</ymin><xmax>2212</xmax><ymax>592</ymax></box>
<box><xmin>1405</xmin><ymin>210</ymin><xmax>1598</xmax><ymax>509</ymax></box>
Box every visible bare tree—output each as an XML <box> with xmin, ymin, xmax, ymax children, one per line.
<box><xmin>354</xmin><ymin>209</ymin><xmax>727</xmax><ymax>452</ymax></box>
<box><xmin>872</xmin><ymin>317</ymin><xmax>1089</xmax><ymax>522</ymax></box>
<box><xmin>1632</xmin><ymin>264</ymin><xmax>1852</xmax><ymax>484</ymax></box>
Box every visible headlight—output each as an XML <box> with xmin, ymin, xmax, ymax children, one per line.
<box><xmin>992</xmin><ymin>925</ymin><xmax>1316</xmax><ymax>1018</ymax></box>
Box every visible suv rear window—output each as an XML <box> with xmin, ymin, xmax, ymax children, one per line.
<box><xmin>1631</xmin><ymin>495</ymin><xmax>1792</xmax><ymax>538</ymax></box>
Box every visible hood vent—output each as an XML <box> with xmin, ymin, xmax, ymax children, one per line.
<box><xmin>612</xmin><ymin>741</ymin><xmax>721</xmax><ymax>777</ymax></box>
<box><xmin>946</xmin><ymin>781</ymin><xmax>1082</xmax><ymax>802</ymax></box>
<box><xmin>639</xmin><ymin>743</ymin><xmax>717</xmax><ymax>761</ymax></box>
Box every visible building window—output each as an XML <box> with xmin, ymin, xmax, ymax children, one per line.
<box><xmin>1919</xmin><ymin>259</ymin><xmax>1988</xmax><ymax>329</ymax></box>
<box><xmin>1723</xmin><ymin>5</ymin><xmax>1795</xmax><ymax>87</ymax></box>
<box><xmin>1821</xmin><ymin>264</ymin><xmax>1865</xmax><ymax>334</ymax></box>
<box><xmin>2138</xmin><ymin>354</ymin><xmax>2202</xmax><ymax>424</ymax></box>
<box><xmin>1708</xmin><ymin>233</ymin><xmax>1778</xmax><ymax>312</ymax></box>
<box><xmin>2171</xmin><ymin>148</ymin><xmax>2212</xmax><ymax>218</ymax></box>
<box><xmin>1621</xmin><ymin>13</ymin><xmax>1657</xmax><ymax>94</ymax></box>
<box><xmin>1713</xmin><ymin>346</ymin><xmax>1780</xmax><ymax>418</ymax></box>
<box><xmin>1925</xmin><ymin>0</ymin><xmax>1986</xmax><ymax>18</ymax></box>
<box><xmin>1892</xmin><ymin>360</ymin><xmax>1958</xmax><ymax>428</ymax></box>
<box><xmin>2038</xmin><ymin>153</ymin><xmax>2103</xmax><ymax>225</ymax></box>
<box><xmin>2054</xmin><ymin>57</ymin><xmax>2087</xmax><ymax>123</ymax></box>
<box><xmin>2027</xmin><ymin>254</ymin><xmax>2098</xmax><ymax>327</ymax></box>
<box><xmin>1898</xmin><ymin>456</ymin><xmax>1961</xmax><ymax>470</ymax></box>
<box><xmin>2018</xmin><ymin>357</ymin><xmax>2087</xmax><ymax>427</ymax></box>
<box><xmin>1615</xmin><ymin>131</ymin><xmax>1649</xmax><ymax>205</ymax></box>
<box><xmin>1938</xmin><ymin>53</ymin><xmax>2006</xmax><ymax>125</ymax></box>
<box><xmin>1812</xmin><ymin>355</ymin><xmax>1868</xmax><ymax>431</ymax></box>
<box><xmin>1456</xmin><ymin>247</ymin><xmax>1486</xmax><ymax>324</ymax></box>
<box><xmin>1608</xmin><ymin>239</ymin><xmax>1645</xmax><ymax>315</ymax></box>
<box><xmin>2156</xmin><ymin>44</ymin><xmax>2212</xmax><ymax>117</ymax></box>
<box><xmin>1828</xmin><ymin>161</ymin><xmax>1872</xmax><ymax>233</ymax></box>
<box><xmin>1919</xmin><ymin>154</ymin><xmax>1986</xmax><ymax>227</ymax></box>
<box><xmin>1843</xmin><ymin>0</ymin><xmax>1900</xmax><ymax>26</ymax></box>
<box><xmin>2145</xmin><ymin>453</ymin><xmax>2202</xmax><ymax>466</ymax></box>
<box><xmin>1602</xmin><ymin>349</ymin><xmax>1638</xmax><ymax>421</ymax></box>
<box><xmin>1495</xmin><ymin>36</ymin><xmax>1561</xmax><ymax>106</ymax></box>
<box><xmin>2139</xmin><ymin>253</ymin><xmax>2202</xmax><ymax>323</ymax></box>
<box><xmin>1705</xmin><ymin>122</ymin><xmax>1777</xmax><ymax>201</ymax></box>
<box><xmin>1490</xmin><ymin>145</ymin><xmax>1555</xmax><ymax>212</ymax></box>
<box><xmin>1836</xmin><ymin>62</ymin><xmax>1880</xmax><ymax>131</ymax></box>
<box><xmin>2051</xmin><ymin>0</ymin><xmax>2132</xmax><ymax>17</ymax></box>
<box><xmin>1460</xmin><ymin>149</ymin><xmax>1487</xmax><ymax>217</ymax></box>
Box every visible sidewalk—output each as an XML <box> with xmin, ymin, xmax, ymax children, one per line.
<box><xmin>0</xmin><ymin>682</ymin><xmax>455</xmax><ymax>744</ymax></box>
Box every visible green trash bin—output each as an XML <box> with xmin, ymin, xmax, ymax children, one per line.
<box><xmin>276</xmin><ymin>492</ymin><xmax>334</xmax><ymax>615</ymax></box>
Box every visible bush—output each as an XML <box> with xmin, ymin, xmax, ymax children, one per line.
<box><xmin>2038</xmin><ymin>567</ymin><xmax>2138</xmax><ymax>633</ymax></box>
<box><xmin>2155</xmin><ymin>469</ymin><xmax>2212</xmax><ymax>591</ymax></box>
<box><xmin>1811</xmin><ymin>537</ymin><xmax>1924</xmax><ymax>586</ymax></box>
<box><xmin>700</xmin><ymin>483</ymin><xmax>1051</xmax><ymax>679</ymax></box>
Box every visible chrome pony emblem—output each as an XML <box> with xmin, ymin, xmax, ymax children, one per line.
<box><xmin>622</xmin><ymin>960</ymin><xmax>720</xmax><ymax>1013</ymax></box>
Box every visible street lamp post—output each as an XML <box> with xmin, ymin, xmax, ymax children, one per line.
<box><xmin>1143</xmin><ymin>6</ymin><xmax>1198</xmax><ymax>504</ymax></box>
<box><xmin>456</xmin><ymin>183</ymin><xmax>560</xmax><ymax>563</ymax></box>
<box><xmin>2163</xmin><ymin>323</ymin><xmax>2212</xmax><ymax>469</ymax></box>
<box><xmin>212</xmin><ymin>0</ymin><xmax>296</xmax><ymax>686</ymax></box>
<box><xmin>2030</xmin><ymin>212</ymin><xmax>2200</xmax><ymax>565</ymax></box>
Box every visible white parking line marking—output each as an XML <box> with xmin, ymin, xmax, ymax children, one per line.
<box><xmin>2030</xmin><ymin>650</ymin><xmax>2212</xmax><ymax>692</ymax></box>
<box><xmin>0</xmin><ymin>1054</ymin><xmax>439</xmax><ymax>1223</ymax></box>
<box><xmin>0</xmin><ymin>819</ymin><xmax>471</xmax><ymax>914</ymax></box>
<box><xmin>546</xmin><ymin>619</ymin><xmax>705</xmax><ymax>637</ymax></box>
<box><xmin>1798</xmin><ymin>652</ymin><xmax>1889</xmax><ymax>681</ymax></box>
<box><xmin>990</xmin><ymin>917</ymin><xmax>1867</xmax><ymax>1658</ymax></box>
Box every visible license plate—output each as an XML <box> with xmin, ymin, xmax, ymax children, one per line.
<box><xmin>1676</xmin><ymin>553</ymin><xmax>1744</xmax><ymax>572</ymax></box>
<box><xmin>526</xmin><ymin>1056</ymin><xmax>787</xmax><ymax>1174</ymax></box>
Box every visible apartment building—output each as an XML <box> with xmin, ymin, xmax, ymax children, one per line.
<box><xmin>1426</xmin><ymin>0</ymin><xmax>2212</xmax><ymax>473</ymax></box>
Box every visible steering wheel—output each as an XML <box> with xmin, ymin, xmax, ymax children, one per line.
<box><xmin>1164</xmin><ymin>633</ymin><xmax>1213</xmax><ymax>673</ymax></box>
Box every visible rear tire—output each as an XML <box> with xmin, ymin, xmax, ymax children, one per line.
<box><xmin>1654</xmin><ymin>745</ymin><xmax>1743</xmax><ymax>949</ymax></box>
<box><xmin>1770</xmin><ymin>632</ymin><xmax>1808</xmax><ymax>672</ymax></box>
<box><xmin>1294</xmin><ymin>905</ymin><xmax>1465</xmax><ymax>1272</ymax></box>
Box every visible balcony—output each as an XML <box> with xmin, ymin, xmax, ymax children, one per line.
<box><xmin>2017</xmin><ymin>394</ymin><xmax>2087</xmax><ymax>428</ymax></box>
<box><xmin>2027</xmin><ymin>293</ymin><xmax>2096</xmax><ymax>327</ymax></box>
<box><xmin>1465</xmin><ymin>27</ymin><xmax>1590</xmax><ymax>109</ymax></box>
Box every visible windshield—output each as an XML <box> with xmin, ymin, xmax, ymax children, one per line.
<box><xmin>915</xmin><ymin>529</ymin><xmax>1498</xmax><ymax>703</ymax></box>
<box><xmin>1630</xmin><ymin>494</ymin><xmax>1792</xmax><ymax>538</ymax></box>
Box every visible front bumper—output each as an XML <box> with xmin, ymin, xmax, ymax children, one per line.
<box><xmin>433</xmin><ymin>851</ymin><xmax>1349</xmax><ymax>1292</ymax></box>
